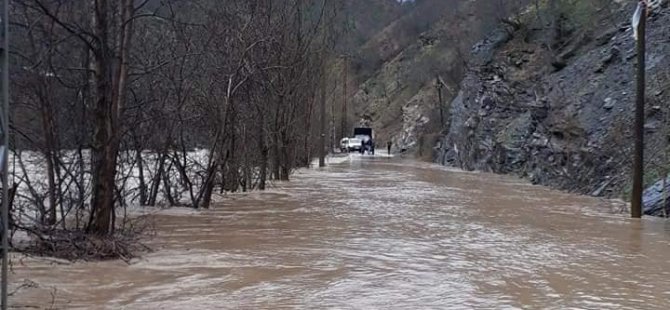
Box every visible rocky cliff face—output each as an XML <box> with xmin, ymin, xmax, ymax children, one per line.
<box><xmin>351</xmin><ymin>1</ymin><xmax>509</xmax><ymax>151</ymax></box>
<box><xmin>348</xmin><ymin>1</ymin><xmax>670</xmax><ymax>214</ymax></box>
<box><xmin>435</xmin><ymin>3</ymin><xmax>670</xmax><ymax>212</ymax></box>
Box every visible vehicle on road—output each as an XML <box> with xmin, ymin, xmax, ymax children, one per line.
<box><xmin>340</xmin><ymin>137</ymin><xmax>362</xmax><ymax>153</ymax></box>
<box><xmin>354</xmin><ymin>127</ymin><xmax>374</xmax><ymax>155</ymax></box>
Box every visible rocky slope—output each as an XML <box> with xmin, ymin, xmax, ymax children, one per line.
<box><xmin>434</xmin><ymin>2</ymin><xmax>670</xmax><ymax>214</ymax></box>
<box><xmin>350</xmin><ymin>1</ymin><xmax>520</xmax><ymax>153</ymax></box>
<box><xmin>347</xmin><ymin>0</ymin><xmax>670</xmax><ymax>215</ymax></box>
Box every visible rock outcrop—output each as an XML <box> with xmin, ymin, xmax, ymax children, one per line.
<box><xmin>435</xmin><ymin>3</ymin><xmax>670</xmax><ymax>211</ymax></box>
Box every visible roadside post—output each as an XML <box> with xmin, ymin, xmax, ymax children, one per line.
<box><xmin>631</xmin><ymin>1</ymin><xmax>647</xmax><ymax>218</ymax></box>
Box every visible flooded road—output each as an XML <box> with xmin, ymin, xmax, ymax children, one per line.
<box><xmin>11</xmin><ymin>156</ymin><xmax>670</xmax><ymax>309</ymax></box>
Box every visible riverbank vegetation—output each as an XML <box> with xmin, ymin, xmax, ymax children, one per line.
<box><xmin>9</xmin><ymin>0</ymin><xmax>349</xmax><ymax>258</ymax></box>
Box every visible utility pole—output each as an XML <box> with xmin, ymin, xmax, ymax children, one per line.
<box><xmin>436</xmin><ymin>75</ymin><xmax>444</xmax><ymax>127</ymax></box>
<box><xmin>330</xmin><ymin>93</ymin><xmax>335</xmax><ymax>152</ymax></box>
<box><xmin>340</xmin><ymin>55</ymin><xmax>348</xmax><ymax>141</ymax></box>
<box><xmin>318</xmin><ymin>1</ymin><xmax>330</xmax><ymax>168</ymax></box>
<box><xmin>631</xmin><ymin>1</ymin><xmax>647</xmax><ymax>218</ymax></box>
<box><xmin>0</xmin><ymin>0</ymin><xmax>9</xmax><ymax>307</ymax></box>
<box><xmin>319</xmin><ymin>63</ymin><xmax>327</xmax><ymax>168</ymax></box>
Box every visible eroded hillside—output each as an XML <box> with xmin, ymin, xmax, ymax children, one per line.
<box><xmin>348</xmin><ymin>0</ymin><xmax>670</xmax><ymax>214</ymax></box>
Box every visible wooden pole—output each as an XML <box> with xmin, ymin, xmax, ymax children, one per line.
<box><xmin>318</xmin><ymin>1</ymin><xmax>329</xmax><ymax>168</ymax></box>
<box><xmin>436</xmin><ymin>76</ymin><xmax>444</xmax><ymax>127</ymax></box>
<box><xmin>319</xmin><ymin>64</ymin><xmax>326</xmax><ymax>167</ymax></box>
<box><xmin>340</xmin><ymin>56</ymin><xmax>348</xmax><ymax>141</ymax></box>
<box><xmin>631</xmin><ymin>3</ymin><xmax>646</xmax><ymax>218</ymax></box>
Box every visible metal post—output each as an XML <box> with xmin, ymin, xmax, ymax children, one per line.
<box><xmin>0</xmin><ymin>0</ymin><xmax>9</xmax><ymax>306</ymax></box>
<box><xmin>631</xmin><ymin>2</ymin><xmax>646</xmax><ymax>218</ymax></box>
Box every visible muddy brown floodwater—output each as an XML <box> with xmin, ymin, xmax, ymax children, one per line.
<box><xmin>9</xmin><ymin>155</ymin><xmax>670</xmax><ymax>309</ymax></box>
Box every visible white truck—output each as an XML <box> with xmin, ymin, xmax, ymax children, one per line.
<box><xmin>340</xmin><ymin>137</ymin><xmax>362</xmax><ymax>153</ymax></box>
<box><xmin>353</xmin><ymin>127</ymin><xmax>374</xmax><ymax>155</ymax></box>
<box><xmin>339</xmin><ymin>127</ymin><xmax>375</xmax><ymax>154</ymax></box>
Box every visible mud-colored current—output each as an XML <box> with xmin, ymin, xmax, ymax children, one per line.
<box><xmin>10</xmin><ymin>155</ymin><xmax>670</xmax><ymax>309</ymax></box>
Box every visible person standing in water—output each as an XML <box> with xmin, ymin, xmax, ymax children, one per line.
<box><xmin>387</xmin><ymin>141</ymin><xmax>392</xmax><ymax>155</ymax></box>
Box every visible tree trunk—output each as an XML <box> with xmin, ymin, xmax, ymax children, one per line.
<box><xmin>89</xmin><ymin>0</ymin><xmax>135</xmax><ymax>235</ymax></box>
<box><xmin>89</xmin><ymin>0</ymin><xmax>114</xmax><ymax>234</ymax></box>
<box><xmin>257</xmin><ymin>108</ymin><xmax>268</xmax><ymax>190</ymax></box>
<box><xmin>280</xmin><ymin>129</ymin><xmax>291</xmax><ymax>181</ymax></box>
<box><xmin>148</xmin><ymin>152</ymin><xmax>166</xmax><ymax>206</ymax></box>
<box><xmin>272</xmin><ymin>102</ymin><xmax>282</xmax><ymax>179</ymax></box>
<box><xmin>44</xmin><ymin>151</ymin><xmax>57</xmax><ymax>225</ymax></box>
<box><xmin>38</xmin><ymin>85</ymin><xmax>59</xmax><ymax>225</ymax></box>
<box><xmin>162</xmin><ymin>162</ymin><xmax>176</xmax><ymax>206</ymax></box>
<box><xmin>136</xmin><ymin>146</ymin><xmax>147</xmax><ymax>205</ymax></box>
<box><xmin>199</xmin><ymin>162</ymin><xmax>217</xmax><ymax>209</ymax></box>
<box><xmin>228</xmin><ymin>100</ymin><xmax>239</xmax><ymax>192</ymax></box>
